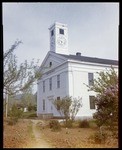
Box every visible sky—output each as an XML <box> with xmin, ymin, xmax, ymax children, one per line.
<box><xmin>2</xmin><ymin>2</ymin><xmax>119</xmax><ymax>92</ymax></box>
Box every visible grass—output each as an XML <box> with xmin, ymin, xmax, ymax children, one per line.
<box><xmin>4</xmin><ymin>118</ymin><xmax>118</xmax><ymax>148</ymax></box>
<box><xmin>27</xmin><ymin>121</ymin><xmax>35</xmax><ymax>139</ymax></box>
<box><xmin>22</xmin><ymin>111</ymin><xmax>37</xmax><ymax>119</ymax></box>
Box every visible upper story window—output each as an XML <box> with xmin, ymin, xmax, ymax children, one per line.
<box><xmin>49</xmin><ymin>62</ymin><xmax>52</xmax><ymax>67</ymax></box>
<box><xmin>88</xmin><ymin>73</ymin><xmax>94</xmax><ymax>86</ymax></box>
<box><xmin>57</xmin><ymin>75</ymin><xmax>60</xmax><ymax>88</ymax></box>
<box><xmin>49</xmin><ymin>78</ymin><xmax>52</xmax><ymax>91</ymax></box>
<box><xmin>43</xmin><ymin>81</ymin><xmax>45</xmax><ymax>92</ymax></box>
<box><xmin>89</xmin><ymin>96</ymin><xmax>95</xmax><ymax>109</ymax></box>
<box><xmin>51</xmin><ymin>30</ymin><xmax>54</xmax><ymax>36</ymax></box>
<box><xmin>59</xmin><ymin>28</ymin><xmax>64</xmax><ymax>35</ymax></box>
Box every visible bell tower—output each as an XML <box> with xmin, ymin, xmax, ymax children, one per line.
<box><xmin>49</xmin><ymin>22</ymin><xmax>69</xmax><ymax>55</ymax></box>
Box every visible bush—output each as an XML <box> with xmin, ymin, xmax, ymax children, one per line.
<box><xmin>8</xmin><ymin>104</ymin><xmax>23</xmax><ymax>125</ymax></box>
<box><xmin>49</xmin><ymin>120</ymin><xmax>61</xmax><ymax>131</ymax></box>
<box><xmin>22</xmin><ymin>112</ymin><xmax>37</xmax><ymax>118</ymax></box>
<box><xmin>88</xmin><ymin>119</ymin><xmax>98</xmax><ymax>129</ymax></box>
<box><xmin>79</xmin><ymin>119</ymin><xmax>90</xmax><ymax>128</ymax></box>
<box><xmin>93</xmin><ymin>131</ymin><xmax>107</xmax><ymax>144</ymax></box>
<box><xmin>65</xmin><ymin>119</ymin><xmax>73</xmax><ymax>128</ymax></box>
<box><xmin>28</xmin><ymin>103</ymin><xmax>37</xmax><ymax>111</ymax></box>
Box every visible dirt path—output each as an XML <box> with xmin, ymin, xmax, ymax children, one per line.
<box><xmin>28</xmin><ymin>119</ymin><xmax>55</xmax><ymax>148</ymax></box>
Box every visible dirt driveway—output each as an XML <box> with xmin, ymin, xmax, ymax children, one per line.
<box><xmin>26</xmin><ymin>119</ymin><xmax>55</xmax><ymax>148</ymax></box>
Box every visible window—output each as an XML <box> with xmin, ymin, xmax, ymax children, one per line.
<box><xmin>51</xmin><ymin>30</ymin><xmax>54</xmax><ymax>36</ymax></box>
<box><xmin>89</xmin><ymin>96</ymin><xmax>95</xmax><ymax>109</ymax></box>
<box><xmin>88</xmin><ymin>73</ymin><xmax>94</xmax><ymax>86</ymax></box>
<box><xmin>43</xmin><ymin>99</ymin><xmax>45</xmax><ymax>111</ymax></box>
<box><xmin>49</xmin><ymin>78</ymin><xmax>52</xmax><ymax>90</ymax></box>
<box><xmin>57</xmin><ymin>97</ymin><xmax>60</xmax><ymax>110</ymax></box>
<box><xmin>43</xmin><ymin>81</ymin><xmax>45</xmax><ymax>92</ymax></box>
<box><xmin>59</xmin><ymin>29</ymin><xmax>64</xmax><ymax>34</ymax></box>
<box><xmin>57</xmin><ymin>75</ymin><xmax>60</xmax><ymax>88</ymax></box>
<box><xmin>49</xmin><ymin>62</ymin><xmax>52</xmax><ymax>67</ymax></box>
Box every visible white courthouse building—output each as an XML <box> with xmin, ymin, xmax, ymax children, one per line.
<box><xmin>37</xmin><ymin>22</ymin><xmax>118</xmax><ymax>119</ymax></box>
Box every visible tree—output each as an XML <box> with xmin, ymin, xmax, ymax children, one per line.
<box><xmin>87</xmin><ymin>67</ymin><xmax>118</xmax><ymax>136</ymax></box>
<box><xmin>70</xmin><ymin>97</ymin><xmax>82</xmax><ymax>121</ymax></box>
<box><xmin>53</xmin><ymin>96</ymin><xmax>72</xmax><ymax>124</ymax></box>
<box><xmin>4</xmin><ymin>40</ymin><xmax>41</xmax><ymax>117</ymax></box>
<box><xmin>21</xmin><ymin>88</ymin><xmax>37</xmax><ymax>111</ymax></box>
<box><xmin>53</xmin><ymin>96</ymin><xmax>82</xmax><ymax>124</ymax></box>
<box><xmin>4</xmin><ymin>40</ymin><xmax>41</xmax><ymax>95</ymax></box>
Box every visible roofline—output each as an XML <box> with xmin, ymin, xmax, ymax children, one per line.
<box><xmin>67</xmin><ymin>59</ymin><xmax>118</xmax><ymax>68</ymax></box>
<box><xmin>57</xmin><ymin>53</ymin><xmax>118</xmax><ymax>66</ymax></box>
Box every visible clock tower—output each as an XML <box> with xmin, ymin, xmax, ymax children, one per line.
<box><xmin>49</xmin><ymin>22</ymin><xmax>69</xmax><ymax>55</ymax></box>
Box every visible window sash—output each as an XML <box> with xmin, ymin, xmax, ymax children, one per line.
<box><xmin>88</xmin><ymin>73</ymin><xmax>94</xmax><ymax>86</ymax></box>
<box><xmin>59</xmin><ymin>29</ymin><xmax>64</xmax><ymax>34</ymax></box>
<box><xmin>49</xmin><ymin>78</ymin><xmax>52</xmax><ymax>90</ymax></box>
<box><xmin>49</xmin><ymin>62</ymin><xmax>52</xmax><ymax>67</ymax></box>
<box><xmin>57</xmin><ymin>97</ymin><xmax>60</xmax><ymax>110</ymax></box>
<box><xmin>89</xmin><ymin>96</ymin><xmax>95</xmax><ymax>109</ymax></box>
<box><xmin>51</xmin><ymin>30</ymin><xmax>54</xmax><ymax>36</ymax></box>
<box><xmin>43</xmin><ymin>99</ymin><xmax>45</xmax><ymax>111</ymax></box>
<box><xmin>57</xmin><ymin>75</ymin><xmax>60</xmax><ymax>88</ymax></box>
<box><xmin>43</xmin><ymin>81</ymin><xmax>45</xmax><ymax>92</ymax></box>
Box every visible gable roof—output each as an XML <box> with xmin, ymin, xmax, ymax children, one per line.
<box><xmin>58</xmin><ymin>53</ymin><xmax>118</xmax><ymax>65</ymax></box>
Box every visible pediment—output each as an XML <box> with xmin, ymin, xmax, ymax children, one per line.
<box><xmin>40</xmin><ymin>51</ymin><xmax>67</xmax><ymax>73</ymax></box>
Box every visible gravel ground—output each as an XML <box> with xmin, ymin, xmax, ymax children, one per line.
<box><xmin>3</xmin><ymin>118</ymin><xmax>118</xmax><ymax>148</ymax></box>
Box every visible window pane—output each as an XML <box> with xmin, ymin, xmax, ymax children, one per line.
<box><xmin>57</xmin><ymin>75</ymin><xmax>60</xmax><ymax>88</ymax></box>
<box><xmin>49</xmin><ymin>62</ymin><xmax>52</xmax><ymax>67</ymax></box>
<box><xmin>43</xmin><ymin>99</ymin><xmax>45</xmax><ymax>110</ymax></box>
<box><xmin>51</xmin><ymin>30</ymin><xmax>54</xmax><ymax>36</ymax></box>
<box><xmin>43</xmin><ymin>81</ymin><xmax>45</xmax><ymax>92</ymax></box>
<box><xmin>59</xmin><ymin>29</ymin><xmax>64</xmax><ymax>34</ymax></box>
<box><xmin>49</xmin><ymin>78</ymin><xmax>52</xmax><ymax>90</ymax></box>
<box><xmin>89</xmin><ymin>96</ymin><xmax>95</xmax><ymax>109</ymax></box>
<box><xmin>88</xmin><ymin>73</ymin><xmax>94</xmax><ymax>86</ymax></box>
<box><xmin>57</xmin><ymin>97</ymin><xmax>60</xmax><ymax>110</ymax></box>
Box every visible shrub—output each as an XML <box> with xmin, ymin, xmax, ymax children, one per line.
<box><xmin>93</xmin><ymin>131</ymin><xmax>107</xmax><ymax>144</ymax></box>
<box><xmin>49</xmin><ymin>120</ymin><xmax>61</xmax><ymax>131</ymax></box>
<box><xmin>28</xmin><ymin>103</ymin><xmax>37</xmax><ymax>111</ymax></box>
<box><xmin>22</xmin><ymin>112</ymin><xmax>37</xmax><ymax>119</ymax></box>
<box><xmin>65</xmin><ymin>119</ymin><xmax>73</xmax><ymax>128</ymax></box>
<box><xmin>8</xmin><ymin>104</ymin><xmax>23</xmax><ymax>125</ymax></box>
<box><xmin>79</xmin><ymin>119</ymin><xmax>90</xmax><ymax>128</ymax></box>
<box><xmin>88</xmin><ymin>119</ymin><xmax>98</xmax><ymax>129</ymax></box>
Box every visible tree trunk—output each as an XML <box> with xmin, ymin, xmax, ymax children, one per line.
<box><xmin>5</xmin><ymin>92</ymin><xmax>8</xmax><ymax>118</ymax></box>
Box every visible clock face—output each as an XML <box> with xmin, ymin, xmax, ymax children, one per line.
<box><xmin>57</xmin><ymin>36</ymin><xmax>66</xmax><ymax>47</ymax></box>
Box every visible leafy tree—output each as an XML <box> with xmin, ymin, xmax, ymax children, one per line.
<box><xmin>70</xmin><ymin>97</ymin><xmax>82</xmax><ymax>121</ymax></box>
<box><xmin>53</xmin><ymin>96</ymin><xmax>82</xmax><ymax>125</ymax></box>
<box><xmin>8</xmin><ymin>104</ymin><xmax>23</xmax><ymax>125</ymax></box>
<box><xmin>53</xmin><ymin>96</ymin><xmax>72</xmax><ymax>124</ymax></box>
<box><xmin>4</xmin><ymin>40</ymin><xmax>41</xmax><ymax>95</ymax></box>
<box><xmin>21</xmin><ymin>87</ymin><xmax>36</xmax><ymax>109</ymax></box>
<box><xmin>87</xmin><ymin>67</ymin><xmax>118</xmax><ymax>137</ymax></box>
<box><xmin>4</xmin><ymin>40</ymin><xmax>41</xmax><ymax>117</ymax></box>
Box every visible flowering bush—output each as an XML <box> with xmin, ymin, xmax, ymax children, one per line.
<box><xmin>88</xmin><ymin>67</ymin><xmax>118</xmax><ymax>137</ymax></box>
